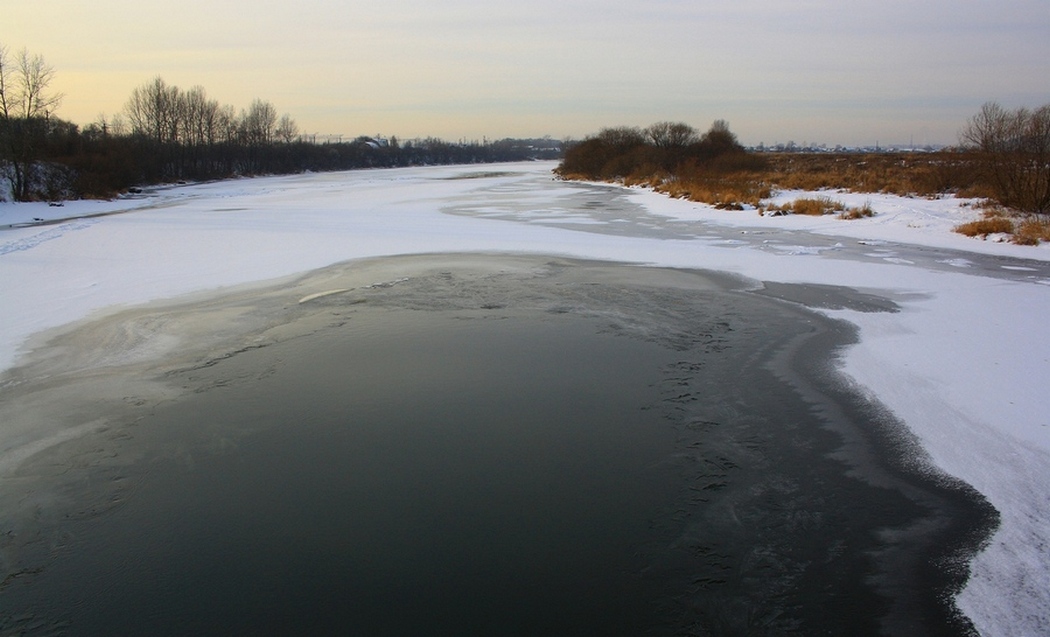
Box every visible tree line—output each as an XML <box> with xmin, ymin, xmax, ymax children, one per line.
<box><xmin>0</xmin><ymin>46</ymin><xmax>562</xmax><ymax>202</ymax></box>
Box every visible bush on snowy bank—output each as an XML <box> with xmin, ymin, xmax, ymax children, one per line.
<box><xmin>556</xmin><ymin>120</ymin><xmax>757</xmax><ymax>184</ymax></box>
<box><xmin>556</xmin><ymin>120</ymin><xmax>773</xmax><ymax>209</ymax></box>
<box><xmin>954</xmin><ymin>207</ymin><xmax>1050</xmax><ymax>245</ymax></box>
<box><xmin>962</xmin><ymin>102</ymin><xmax>1050</xmax><ymax>215</ymax></box>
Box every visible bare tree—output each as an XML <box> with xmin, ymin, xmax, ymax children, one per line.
<box><xmin>234</xmin><ymin>99</ymin><xmax>278</xmax><ymax>173</ymax></box>
<box><xmin>0</xmin><ymin>43</ymin><xmax>10</xmax><ymax>194</ymax></box>
<box><xmin>179</xmin><ymin>85</ymin><xmax>205</xmax><ymax>147</ymax></box>
<box><xmin>645</xmin><ymin>121</ymin><xmax>698</xmax><ymax>149</ymax></box>
<box><xmin>963</xmin><ymin>102</ymin><xmax>1050</xmax><ymax>214</ymax></box>
<box><xmin>125</xmin><ymin>76</ymin><xmax>186</xmax><ymax>146</ymax></box>
<box><xmin>276</xmin><ymin>113</ymin><xmax>299</xmax><ymax>144</ymax></box>
<box><xmin>0</xmin><ymin>45</ymin><xmax>64</xmax><ymax>200</ymax></box>
<box><xmin>216</xmin><ymin>104</ymin><xmax>238</xmax><ymax>143</ymax></box>
<box><xmin>242</xmin><ymin>99</ymin><xmax>277</xmax><ymax>146</ymax></box>
<box><xmin>961</xmin><ymin>102</ymin><xmax>1010</xmax><ymax>151</ymax></box>
<box><xmin>108</xmin><ymin>112</ymin><xmax>127</xmax><ymax>137</ymax></box>
<box><xmin>7</xmin><ymin>48</ymin><xmax>62</xmax><ymax>120</ymax></box>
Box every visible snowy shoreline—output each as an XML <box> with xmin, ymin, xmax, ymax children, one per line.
<box><xmin>2</xmin><ymin>161</ymin><xmax>1050</xmax><ymax>635</ymax></box>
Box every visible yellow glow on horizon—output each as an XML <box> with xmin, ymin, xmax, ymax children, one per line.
<box><xmin>2</xmin><ymin>0</ymin><xmax>1048</xmax><ymax>145</ymax></box>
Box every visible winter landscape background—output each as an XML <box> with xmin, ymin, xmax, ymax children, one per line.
<box><xmin>1</xmin><ymin>161</ymin><xmax>1049</xmax><ymax>634</ymax></box>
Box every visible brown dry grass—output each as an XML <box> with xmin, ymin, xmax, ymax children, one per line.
<box><xmin>762</xmin><ymin>196</ymin><xmax>841</xmax><ymax>216</ymax></box>
<box><xmin>952</xmin><ymin>207</ymin><xmax>1050</xmax><ymax>245</ymax></box>
<box><xmin>567</xmin><ymin>150</ymin><xmax>1050</xmax><ymax>244</ymax></box>
<box><xmin>1012</xmin><ymin>217</ymin><xmax>1050</xmax><ymax>245</ymax></box>
<box><xmin>654</xmin><ymin>174</ymin><xmax>771</xmax><ymax>208</ymax></box>
<box><xmin>617</xmin><ymin>151</ymin><xmax>985</xmax><ymax>210</ymax></box>
<box><xmin>839</xmin><ymin>201</ymin><xmax>875</xmax><ymax>219</ymax></box>
<box><xmin>759</xmin><ymin>196</ymin><xmax>874</xmax><ymax>219</ymax></box>
<box><xmin>763</xmin><ymin>152</ymin><xmax>982</xmax><ymax>197</ymax></box>
<box><xmin>791</xmin><ymin>197</ymin><xmax>844</xmax><ymax>215</ymax></box>
<box><xmin>617</xmin><ymin>164</ymin><xmax>772</xmax><ymax>209</ymax></box>
<box><xmin>954</xmin><ymin>216</ymin><xmax>1015</xmax><ymax>238</ymax></box>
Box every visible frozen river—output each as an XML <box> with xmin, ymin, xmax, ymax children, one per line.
<box><xmin>1</xmin><ymin>162</ymin><xmax>1049</xmax><ymax>635</ymax></box>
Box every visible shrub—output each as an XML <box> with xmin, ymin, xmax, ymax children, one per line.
<box><xmin>954</xmin><ymin>217</ymin><xmax>1014</xmax><ymax>237</ymax></box>
<box><xmin>787</xmin><ymin>196</ymin><xmax>844</xmax><ymax>215</ymax></box>
<box><xmin>839</xmin><ymin>201</ymin><xmax>875</xmax><ymax>219</ymax></box>
<box><xmin>961</xmin><ymin>102</ymin><xmax>1050</xmax><ymax>214</ymax></box>
<box><xmin>557</xmin><ymin>120</ymin><xmax>750</xmax><ymax>183</ymax></box>
<box><xmin>1012</xmin><ymin>217</ymin><xmax>1050</xmax><ymax>245</ymax></box>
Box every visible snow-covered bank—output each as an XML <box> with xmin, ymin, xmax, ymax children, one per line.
<box><xmin>2</xmin><ymin>161</ymin><xmax>1049</xmax><ymax>635</ymax></box>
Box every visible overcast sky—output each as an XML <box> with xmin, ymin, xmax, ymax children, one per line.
<box><xmin>3</xmin><ymin>0</ymin><xmax>1048</xmax><ymax>146</ymax></box>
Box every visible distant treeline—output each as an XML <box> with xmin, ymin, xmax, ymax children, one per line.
<box><xmin>0</xmin><ymin>64</ymin><xmax>562</xmax><ymax>201</ymax></box>
<box><xmin>44</xmin><ymin>121</ymin><xmax>563</xmax><ymax>200</ymax></box>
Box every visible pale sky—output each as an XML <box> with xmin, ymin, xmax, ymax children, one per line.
<box><xmin>2</xmin><ymin>0</ymin><xmax>1048</xmax><ymax>146</ymax></box>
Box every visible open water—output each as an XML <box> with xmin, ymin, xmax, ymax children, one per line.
<box><xmin>0</xmin><ymin>255</ymin><xmax>995</xmax><ymax>635</ymax></box>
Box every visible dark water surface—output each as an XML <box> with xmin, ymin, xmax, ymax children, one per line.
<box><xmin>0</xmin><ymin>256</ymin><xmax>994</xmax><ymax>636</ymax></box>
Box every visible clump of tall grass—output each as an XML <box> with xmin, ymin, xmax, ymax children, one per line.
<box><xmin>954</xmin><ymin>216</ymin><xmax>1015</xmax><ymax>238</ymax></box>
<box><xmin>1011</xmin><ymin>217</ymin><xmax>1050</xmax><ymax>245</ymax></box>
<box><xmin>792</xmin><ymin>196</ymin><xmax>843</xmax><ymax>215</ymax></box>
<box><xmin>954</xmin><ymin>207</ymin><xmax>1050</xmax><ymax>244</ymax></box>
<box><xmin>760</xmin><ymin>196</ymin><xmax>875</xmax><ymax>219</ymax></box>
<box><xmin>763</xmin><ymin>196</ymin><xmax>843</xmax><ymax>216</ymax></box>
<box><xmin>839</xmin><ymin>201</ymin><xmax>875</xmax><ymax>219</ymax></box>
<box><xmin>657</xmin><ymin>174</ymin><xmax>770</xmax><ymax>209</ymax></box>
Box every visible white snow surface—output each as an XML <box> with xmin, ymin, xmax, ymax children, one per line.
<box><xmin>2</xmin><ymin>162</ymin><xmax>1049</xmax><ymax>635</ymax></box>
